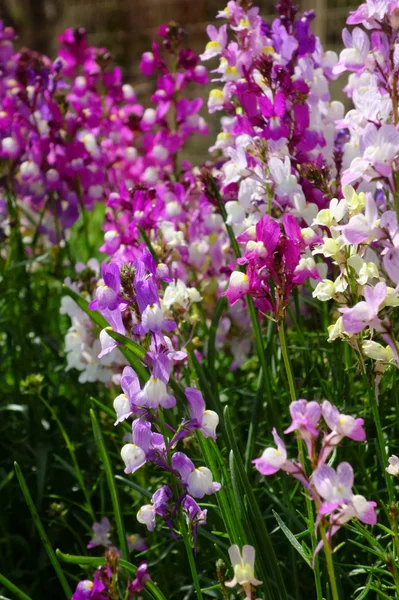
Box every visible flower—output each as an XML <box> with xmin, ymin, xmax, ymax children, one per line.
<box><xmin>253</xmin><ymin>428</ymin><xmax>294</xmax><ymax>475</ymax></box>
<box><xmin>172</xmin><ymin>452</ymin><xmax>221</xmax><ymax>498</ymax></box>
<box><xmin>87</xmin><ymin>517</ymin><xmax>111</xmax><ymax>549</ymax></box>
<box><xmin>386</xmin><ymin>455</ymin><xmax>399</xmax><ymax>477</ymax></box>
<box><xmin>186</xmin><ymin>387</ymin><xmax>219</xmax><ymax>439</ymax></box>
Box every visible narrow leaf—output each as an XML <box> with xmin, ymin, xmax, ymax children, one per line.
<box><xmin>272</xmin><ymin>510</ymin><xmax>312</xmax><ymax>567</ymax></box>
<box><xmin>14</xmin><ymin>462</ymin><xmax>72</xmax><ymax>599</ymax></box>
<box><xmin>0</xmin><ymin>574</ymin><xmax>33</xmax><ymax>600</ymax></box>
<box><xmin>90</xmin><ymin>409</ymin><xmax>130</xmax><ymax>562</ymax></box>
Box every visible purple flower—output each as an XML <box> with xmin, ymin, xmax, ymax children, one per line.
<box><xmin>134</xmin><ymin>278</ymin><xmax>176</xmax><ymax>336</ymax></box>
<box><xmin>126</xmin><ymin>533</ymin><xmax>147</xmax><ymax>553</ymax></box>
<box><xmin>98</xmin><ymin>308</ymin><xmax>126</xmax><ymax>358</ymax></box>
<box><xmin>72</xmin><ymin>580</ymin><xmax>96</xmax><ymax>600</ymax></box>
<box><xmin>87</xmin><ymin>517</ymin><xmax>111</xmax><ymax>549</ymax></box>
<box><xmin>322</xmin><ymin>401</ymin><xmax>366</xmax><ymax>444</ymax></box>
<box><xmin>313</xmin><ymin>462</ymin><xmax>354</xmax><ymax>514</ymax></box>
<box><xmin>172</xmin><ymin>452</ymin><xmax>221</xmax><ymax>498</ymax></box>
<box><xmin>284</xmin><ymin>399</ymin><xmax>321</xmax><ymax>458</ymax></box>
<box><xmin>113</xmin><ymin>367</ymin><xmax>145</xmax><ymax>425</ymax></box>
<box><xmin>186</xmin><ymin>387</ymin><xmax>219</xmax><ymax>439</ymax></box>
<box><xmin>128</xmin><ymin>562</ymin><xmax>151</xmax><ymax>597</ymax></box>
<box><xmin>285</xmin><ymin>399</ymin><xmax>321</xmax><ymax>438</ymax></box>
<box><xmin>137</xmin><ymin>486</ymin><xmax>172</xmax><ymax>531</ymax></box>
<box><xmin>253</xmin><ymin>428</ymin><xmax>293</xmax><ymax>476</ymax></box>
<box><xmin>259</xmin><ymin>92</ymin><xmax>289</xmax><ymax>141</ymax></box>
<box><xmin>339</xmin><ymin>282</ymin><xmax>387</xmax><ymax>334</ymax></box>
<box><xmin>90</xmin><ymin>262</ymin><xmax>120</xmax><ymax>311</ymax></box>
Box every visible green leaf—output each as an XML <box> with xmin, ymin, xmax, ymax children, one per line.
<box><xmin>137</xmin><ymin>225</ymin><xmax>159</xmax><ymax>261</ymax></box>
<box><xmin>104</xmin><ymin>329</ymin><xmax>146</xmax><ymax>360</ymax></box>
<box><xmin>0</xmin><ymin>573</ymin><xmax>33</xmax><ymax>600</ymax></box>
<box><xmin>14</xmin><ymin>462</ymin><xmax>72</xmax><ymax>599</ymax></box>
<box><xmin>115</xmin><ymin>474</ymin><xmax>152</xmax><ymax>498</ymax></box>
<box><xmin>272</xmin><ymin>510</ymin><xmax>312</xmax><ymax>567</ymax></box>
<box><xmin>90</xmin><ymin>409</ymin><xmax>129</xmax><ymax>562</ymax></box>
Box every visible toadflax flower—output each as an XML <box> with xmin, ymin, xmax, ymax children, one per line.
<box><xmin>186</xmin><ymin>387</ymin><xmax>219</xmax><ymax>439</ymax></box>
<box><xmin>87</xmin><ymin>517</ymin><xmax>111</xmax><ymax>549</ymax></box>
<box><xmin>386</xmin><ymin>455</ymin><xmax>399</xmax><ymax>477</ymax></box>
<box><xmin>225</xmin><ymin>544</ymin><xmax>262</xmax><ymax>599</ymax></box>
<box><xmin>172</xmin><ymin>452</ymin><xmax>221</xmax><ymax>499</ymax></box>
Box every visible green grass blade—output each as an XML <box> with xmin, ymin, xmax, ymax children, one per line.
<box><xmin>0</xmin><ymin>574</ymin><xmax>33</xmax><ymax>600</ymax></box>
<box><xmin>196</xmin><ymin>434</ymin><xmax>244</xmax><ymax>546</ymax></box>
<box><xmin>224</xmin><ymin>408</ymin><xmax>288</xmax><ymax>600</ymax></box>
<box><xmin>14</xmin><ymin>462</ymin><xmax>72</xmax><ymax>599</ymax></box>
<box><xmin>90</xmin><ymin>409</ymin><xmax>129</xmax><ymax>562</ymax></box>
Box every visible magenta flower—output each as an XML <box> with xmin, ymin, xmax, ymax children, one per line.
<box><xmin>284</xmin><ymin>399</ymin><xmax>321</xmax><ymax>458</ymax></box>
<box><xmin>259</xmin><ymin>92</ymin><xmax>289</xmax><ymax>141</ymax></box>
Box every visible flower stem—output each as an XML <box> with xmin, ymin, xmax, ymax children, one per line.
<box><xmin>181</xmin><ymin>514</ymin><xmax>204</xmax><ymax>600</ymax></box>
<box><xmin>320</xmin><ymin>524</ymin><xmax>339</xmax><ymax>600</ymax></box>
<box><xmin>278</xmin><ymin>319</ymin><xmax>296</xmax><ymax>402</ymax></box>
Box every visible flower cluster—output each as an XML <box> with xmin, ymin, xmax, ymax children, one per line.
<box><xmin>72</xmin><ymin>553</ymin><xmax>150</xmax><ymax>600</ymax></box>
<box><xmin>60</xmin><ymin>260</ymin><xmax>126</xmax><ymax>384</ymax></box>
<box><xmin>0</xmin><ymin>23</ymin><xmax>140</xmax><ymax>246</ymax></box>
<box><xmin>254</xmin><ymin>398</ymin><xmax>376</xmax><ymax>550</ymax></box>
<box><xmin>88</xmin><ymin>250</ymin><xmax>220</xmax><ymax>540</ymax></box>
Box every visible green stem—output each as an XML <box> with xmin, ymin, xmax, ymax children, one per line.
<box><xmin>278</xmin><ymin>319</ymin><xmax>296</xmax><ymax>402</ymax></box>
<box><xmin>320</xmin><ymin>524</ymin><xmax>339</xmax><ymax>600</ymax></box>
<box><xmin>180</xmin><ymin>515</ymin><xmax>204</xmax><ymax>600</ymax></box>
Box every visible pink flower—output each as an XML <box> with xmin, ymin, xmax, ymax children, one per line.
<box><xmin>339</xmin><ymin>282</ymin><xmax>387</xmax><ymax>334</ymax></box>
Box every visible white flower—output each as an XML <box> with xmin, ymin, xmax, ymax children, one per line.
<box><xmin>312</xmin><ymin>279</ymin><xmax>336</xmax><ymax>301</ymax></box>
<box><xmin>328</xmin><ymin>317</ymin><xmax>346</xmax><ymax>341</ymax></box>
<box><xmin>163</xmin><ymin>280</ymin><xmax>201</xmax><ymax>311</ymax></box>
<box><xmin>187</xmin><ymin>467</ymin><xmax>219</xmax><ymax>499</ymax></box>
<box><xmin>121</xmin><ymin>444</ymin><xmax>146</xmax><ymax>474</ymax></box>
<box><xmin>386</xmin><ymin>456</ymin><xmax>399</xmax><ymax>476</ymax></box>
<box><xmin>137</xmin><ymin>504</ymin><xmax>156</xmax><ymax>531</ymax></box>
<box><xmin>362</xmin><ymin>340</ymin><xmax>395</xmax><ymax>363</ymax></box>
